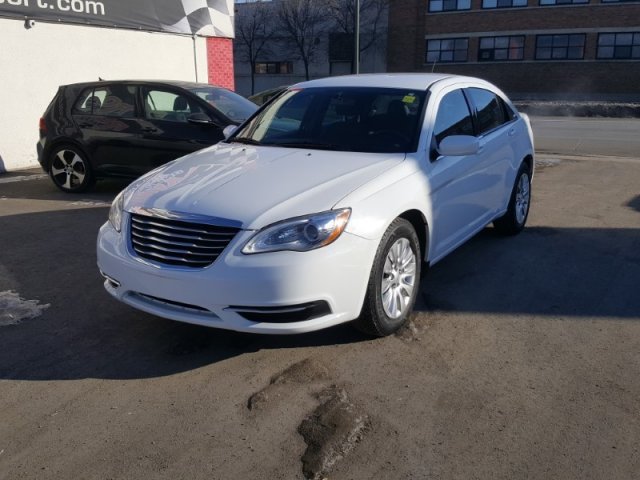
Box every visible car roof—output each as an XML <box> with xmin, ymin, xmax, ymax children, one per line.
<box><xmin>292</xmin><ymin>73</ymin><xmax>468</xmax><ymax>91</ymax></box>
<box><xmin>61</xmin><ymin>80</ymin><xmax>225</xmax><ymax>90</ymax></box>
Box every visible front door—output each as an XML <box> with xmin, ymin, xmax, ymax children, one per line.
<box><xmin>138</xmin><ymin>87</ymin><xmax>223</xmax><ymax>170</ymax></box>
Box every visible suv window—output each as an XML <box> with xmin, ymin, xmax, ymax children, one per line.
<box><xmin>74</xmin><ymin>85</ymin><xmax>136</xmax><ymax>118</ymax></box>
<box><xmin>433</xmin><ymin>89</ymin><xmax>474</xmax><ymax>144</ymax></box>
<box><xmin>466</xmin><ymin>88</ymin><xmax>507</xmax><ymax>135</ymax></box>
<box><xmin>143</xmin><ymin>88</ymin><xmax>205</xmax><ymax>123</ymax></box>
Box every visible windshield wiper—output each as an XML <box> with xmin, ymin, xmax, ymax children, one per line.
<box><xmin>232</xmin><ymin>137</ymin><xmax>263</xmax><ymax>146</ymax></box>
<box><xmin>276</xmin><ymin>142</ymin><xmax>344</xmax><ymax>151</ymax></box>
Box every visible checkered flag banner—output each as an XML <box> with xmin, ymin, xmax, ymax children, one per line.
<box><xmin>0</xmin><ymin>0</ymin><xmax>235</xmax><ymax>38</ymax></box>
<box><xmin>161</xmin><ymin>0</ymin><xmax>235</xmax><ymax>37</ymax></box>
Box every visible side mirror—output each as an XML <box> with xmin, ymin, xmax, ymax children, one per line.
<box><xmin>437</xmin><ymin>135</ymin><xmax>480</xmax><ymax>157</ymax></box>
<box><xmin>222</xmin><ymin>124</ymin><xmax>237</xmax><ymax>139</ymax></box>
<box><xmin>187</xmin><ymin>113</ymin><xmax>214</xmax><ymax>125</ymax></box>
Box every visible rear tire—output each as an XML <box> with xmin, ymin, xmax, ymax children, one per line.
<box><xmin>494</xmin><ymin>163</ymin><xmax>531</xmax><ymax>235</ymax></box>
<box><xmin>355</xmin><ymin>218</ymin><xmax>421</xmax><ymax>337</ymax></box>
<box><xmin>48</xmin><ymin>145</ymin><xmax>94</xmax><ymax>193</ymax></box>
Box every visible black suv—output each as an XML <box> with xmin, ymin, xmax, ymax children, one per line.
<box><xmin>37</xmin><ymin>80</ymin><xmax>257</xmax><ymax>192</ymax></box>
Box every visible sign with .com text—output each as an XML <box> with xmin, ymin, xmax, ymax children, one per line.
<box><xmin>0</xmin><ymin>0</ymin><xmax>234</xmax><ymax>38</ymax></box>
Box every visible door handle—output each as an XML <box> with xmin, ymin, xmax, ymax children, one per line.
<box><xmin>508</xmin><ymin>128</ymin><xmax>516</xmax><ymax>137</ymax></box>
<box><xmin>78</xmin><ymin>123</ymin><xmax>94</xmax><ymax>128</ymax></box>
<box><xmin>142</xmin><ymin>127</ymin><xmax>158</xmax><ymax>133</ymax></box>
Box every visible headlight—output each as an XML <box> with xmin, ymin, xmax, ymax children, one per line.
<box><xmin>108</xmin><ymin>192</ymin><xmax>125</xmax><ymax>232</ymax></box>
<box><xmin>242</xmin><ymin>209</ymin><xmax>351</xmax><ymax>254</ymax></box>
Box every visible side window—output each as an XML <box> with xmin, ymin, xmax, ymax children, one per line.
<box><xmin>466</xmin><ymin>88</ymin><xmax>507</xmax><ymax>135</ymax></box>
<box><xmin>73</xmin><ymin>87</ymin><xmax>108</xmax><ymax>115</ymax></box>
<box><xmin>88</xmin><ymin>85</ymin><xmax>137</xmax><ymax>118</ymax></box>
<box><xmin>143</xmin><ymin>89</ymin><xmax>204</xmax><ymax>123</ymax></box>
<box><xmin>433</xmin><ymin>89</ymin><xmax>474</xmax><ymax>144</ymax></box>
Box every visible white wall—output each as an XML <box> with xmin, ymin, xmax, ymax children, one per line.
<box><xmin>0</xmin><ymin>18</ymin><xmax>209</xmax><ymax>172</ymax></box>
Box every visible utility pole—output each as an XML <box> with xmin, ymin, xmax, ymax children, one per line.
<box><xmin>354</xmin><ymin>0</ymin><xmax>360</xmax><ymax>74</ymax></box>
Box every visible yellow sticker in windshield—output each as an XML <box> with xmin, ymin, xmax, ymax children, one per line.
<box><xmin>402</xmin><ymin>94</ymin><xmax>417</xmax><ymax>104</ymax></box>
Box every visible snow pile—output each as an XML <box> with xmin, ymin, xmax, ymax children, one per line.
<box><xmin>0</xmin><ymin>290</ymin><xmax>50</xmax><ymax>326</ymax></box>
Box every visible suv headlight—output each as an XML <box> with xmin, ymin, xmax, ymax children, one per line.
<box><xmin>242</xmin><ymin>209</ymin><xmax>351</xmax><ymax>254</ymax></box>
<box><xmin>108</xmin><ymin>192</ymin><xmax>125</xmax><ymax>232</ymax></box>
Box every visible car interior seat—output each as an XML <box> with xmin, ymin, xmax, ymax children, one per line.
<box><xmin>87</xmin><ymin>95</ymin><xmax>102</xmax><ymax>113</ymax></box>
<box><xmin>164</xmin><ymin>96</ymin><xmax>190</xmax><ymax>122</ymax></box>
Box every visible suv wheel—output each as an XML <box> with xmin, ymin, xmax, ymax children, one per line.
<box><xmin>49</xmin><ymin>146</ymin><xmax>93</xmax><ymax>193</ymax></box>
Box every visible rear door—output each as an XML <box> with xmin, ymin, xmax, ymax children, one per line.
<box><xmin>464</xmin><ymin>87</ymin><xmax>517</xmax><ymax>216</ymax></box>
<box><xmin>138</xmin><ymin>87</ymin><xmax>224</xmax><ymax>169</ymax></box>
<box><xmin>72</xmin><ymin>83</ymin><xmax>147</xmax><ymax>177</ymax></box>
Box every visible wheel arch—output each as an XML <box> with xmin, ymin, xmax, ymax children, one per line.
<box><xmin>43</xmin><ymin>139</ymin><xmax>91</xmax><ymax>172</ymax></box>
<box><xmin>522</xmin><ymin>154</ymin><xmax>534</xmax><ymax>178</ymax></box>
<box><xmin>398</xmin><ymin>209</ymin><xmax>429</xmax><ymax>264</ymax></box>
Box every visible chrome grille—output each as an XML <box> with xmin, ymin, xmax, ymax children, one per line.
<box><xmin>130</xmin><ymin>213</ymin><xmax>240</xmax><ymax>268</ymax></box>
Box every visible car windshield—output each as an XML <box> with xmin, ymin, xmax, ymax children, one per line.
<box><xmin>231</xmin><ymin>87</ymin><xmax>427</xmax><ymax>153</ymax></box>
<box><xmin>188</xmin><ymin>86</ymin><xmax>257</xmax><ymax>124</ymax></box>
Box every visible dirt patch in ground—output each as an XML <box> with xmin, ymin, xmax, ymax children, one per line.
<box><xmin>298</xmin><ymin>386</ymin><xmax>370</xmax><ymax>480</ymax></box>
<box><xmin>247</xmin><ymin>358</ymin><xmax>332</xmax><ymax>411</ymax></box>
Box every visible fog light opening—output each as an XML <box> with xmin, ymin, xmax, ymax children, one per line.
<box><xmin>100</xmin><ymin>271</ymin><xmax>121</xmax><ymax>289</ymax></box>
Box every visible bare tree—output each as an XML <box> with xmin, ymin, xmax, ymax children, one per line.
<box><xmin>234</xmin><ymin>1</ymin><xmax>275</xmax><ymax>94</ymax></box>
<box><xmin>277</xmin><ymin>0</ymin><xmax>328</xmax><ymax>81</ymax></box>
<box><xmin>327</xmin><ymin>0</ymin><xmax>388</xmax><ymax>72</ymax></box>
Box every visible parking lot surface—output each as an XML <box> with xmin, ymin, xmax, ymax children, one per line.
<box><xmin>1</xmin><ymin>153</ymin><xmax>639</xmax><ymax>479</ymax></box>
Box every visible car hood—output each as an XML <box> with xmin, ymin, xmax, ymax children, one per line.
<box><xmin>124</xmin><ymin>143</ymin><xmax>405</xmax><ymax>229</ymax></box>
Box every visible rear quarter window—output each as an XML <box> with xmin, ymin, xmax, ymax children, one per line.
<box><xmin>73</xmin><ymin>85</ymin><xmax>136</xmax><ymax>118</ymax></box>
<box><xmin>466</xmin><ymin>87</ymin><xmax>508</xmax><ymax>135</ymax></box>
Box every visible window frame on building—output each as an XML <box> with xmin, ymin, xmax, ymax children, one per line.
<box><xmin>539</xmin><ymin>0</ymin><xmax>589</xmax><ymax>5</ymax></box>
<box><xmin>426</xmin><ymin>38</ymin><xmax>469</xmax><ymax>64</ymax></box>
<box><xmin>254</xmin><ymin>61</ymin><xmax>294</xmax><ymax>75</ymax></box>
<box><xmin>597</xmin><ymin>32</ymin><xmax>640</xmax><ymax>59</ymax></box>
<box><xmin>428</xmin><ymin>0</ymin><xmax>472</xmax><ymax>12</ymax></box>
<box><xmin>478</xmin><ymin>35</ymin><xmax>526</xmax><ymax>62</ymax></box>
<box><xmin>482</xmin><ymin>0</ymin><xmax>528</xmax><ymax>9</ymax></box>
<box><xmin>535</xmin><ymin>34</ymin><xmax>586</xmax><ymax>60</ymax></box>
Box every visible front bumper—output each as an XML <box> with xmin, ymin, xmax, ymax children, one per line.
<box><xmin>96</xmin><ymin>214</ymin><xmax>377</xmax><ymax>334</ymax></box>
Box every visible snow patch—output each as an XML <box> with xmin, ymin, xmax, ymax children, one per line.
<box><xmin>68</xmin><ymin>200</ymin><xmax>110</xmax><ymax>207</ymax></box>
<box><xmin>0</xmin><ymin>291</ymin><xmax>50</xmax><ymax>326</ymax></box>
<box><xmin>0</xmin><ymin>174</ymin><xmax>47</xmax><ymax>184</ymax></box>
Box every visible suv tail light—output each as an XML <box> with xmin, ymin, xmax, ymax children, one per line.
<box><xmin>39</xmin><ymin>117</ymin><xmax>47</xmax><ymax>135</ymax></box>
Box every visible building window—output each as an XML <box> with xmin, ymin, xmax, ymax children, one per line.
<box><xmin>429</xmin><ymin>0</ymin><xmax>471</xmax><ymax>12</ymax></box>
<box><xmin>426</xmin><ymin>38</ymin><xmax>469</xmax><ymax>63</ymax></box>
<box><xmin>254</xmin><ymin>62</ymin><xmax>293</xmax><ymax>74</ymax></box>
<box><xmin>535</xmin><ymin>34</ymin><xmax>585</xmax><ymax>60</ymax></box>
<box><xmin>482</xmin><ymin>0</ymin><xmax>527</xmax><ymax>8</ymax></box>
<box><xmin>597</xmin><ymin>33</ymin><xmax>640</xmax><ymax>59</ymax></box>
<box><xmin>479</xmin><ymin>36</ymin><xmax>525</xmax><ymax>61</ymax></box>
<box><xmin>539</xmin><ymin>0</ymin><xmax>588</xmax><ymax>4</ymax></box>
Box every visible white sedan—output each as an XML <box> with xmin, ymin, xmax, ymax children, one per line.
<box><xmin>97</xmin><ymin>74</ymin><xmax>534</xmax><ymax>336</ymax></box>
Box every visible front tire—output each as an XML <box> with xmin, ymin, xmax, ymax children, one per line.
<box><xmin>355</xmin><ymin>218</ymin><xmax>421</xmax><ymax>337</ymax></box>
<box><xmin>48</xmin><ymin>145</ymin><xmax>93</xmax><ymax>193</ymax></box>
<box><xmin>493</xmin><ymin>163</ymin><xmax>531</xmax><ymax>235</ymax></box>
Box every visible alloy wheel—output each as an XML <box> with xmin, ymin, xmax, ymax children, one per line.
<box><xmin>381</xmin><ymin>237</ymin><xmax>417</xmax><ymax>319</ymax></box>
<box><xmin>50</xmin><ymin>149</ymin><xmax>87</xmax><ymax>191</ymax></box>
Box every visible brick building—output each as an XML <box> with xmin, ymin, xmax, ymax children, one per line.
<box><xmin>387</xmin><ymin>0</ymin><xmax>640</xmax><ymax>100</ymax></box>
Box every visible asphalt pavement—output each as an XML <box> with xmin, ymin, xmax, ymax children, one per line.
<box><xmin>1</xmin><ymin>119</ymin><xmax>639</xmax><ymax>479</ymax></box>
